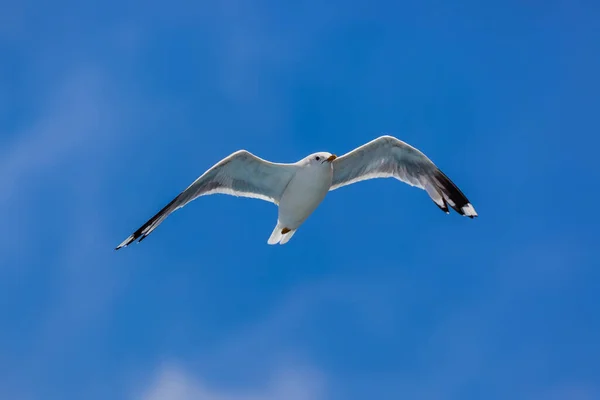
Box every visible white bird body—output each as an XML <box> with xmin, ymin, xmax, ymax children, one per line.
<box><xmin>268</xmin><ymin>153</ymin><xmax>335</xmax><ymax>244</ymax></box>
<box><xmin>115</xmin><ymin>135</ymin><xmax>478</xmax><ymax>249</ymax></box>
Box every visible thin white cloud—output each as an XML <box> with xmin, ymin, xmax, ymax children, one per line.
<box><xmin>1</xmin><ymin>7</ymin><xmax>331</xmax><ymax>398</ymax></box>
<box><xmin>0</xmin><ymin>67</ymin><xmax>109</xmax><ymax>198</ymax></box>
<box><xmin>0</xmin><ymin>57</ymin><xmax>160</xmax><ymax>399</ymax></box>
<box><xmin>0</xmin><ymin>66</ymin><xmax>119</xmax><ymax>267</ymax></box>
<box><xmin>138</xmin><ymin>363</ymin><xmax>325</xmax><ymax>400</ymax></box>
<box><xmin>127</xmin><ymin>275</ymin><xmax>401</xmax><ymax>400</ymax></box>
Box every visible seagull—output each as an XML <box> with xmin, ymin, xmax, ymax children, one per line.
<box><xmin>115</xmin><ymin>135</ymin><xmax>477</xmax><ymax>249</ymax></box>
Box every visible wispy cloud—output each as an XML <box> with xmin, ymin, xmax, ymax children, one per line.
<box><xmin>0</xmin><ymin>62</ymin><xmax>148</xmax><ymax>399</ymax></box>
<box><xmin>0</xmin><ymin>64</ymin><xmax>126</xmax><ymax>261</ymax></box>
<box><xmin>0</xmin><ymin>67</ymin><xmax>109</xmax><ymax>197</ymax></box>
<box><xmin>138</xmin><ymin>363</ymin><xmax>325</xmax><ymax>400</ymax></box>
<box><xmin>124</xmin><ymin>274</ymin><xmax>404</xmax><ymax>400</ymax></box>
<box><xmin>0</xmin><ymin>5</ymin><xmax>331</xmax><ymax>398</ymax></box>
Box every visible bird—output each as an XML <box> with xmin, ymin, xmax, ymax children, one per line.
<box><xmin>115</xmin><ymin>135</ymin><xmax>477</xmax><ymax>249</ymax></box>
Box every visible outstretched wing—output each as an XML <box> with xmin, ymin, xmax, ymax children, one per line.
<box><xmin>115</xmin><ymin>150</ymin><xmax>297</xmax><ymax>249</ymax></box>
<box><xmin>330</xmin><ymin>135</ymin><xmax>478</xmax><ymax>217</ymax></box>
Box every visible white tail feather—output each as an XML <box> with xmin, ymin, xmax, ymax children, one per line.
<box><xmin>267</xmin><ymin>222</ymin><xmax>297</xmax><ymax>245</ymax></box>
<box><xmin>279</xmin><ymin>229</ymin><xmax>296</xmax><ymax>244</ymax></box>
<box><xmin>268</xmin><ymin>223</ymin><xmax>284</xmax><ymax>245</ymax></box>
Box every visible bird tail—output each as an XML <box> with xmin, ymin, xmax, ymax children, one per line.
<box><xmin>279</xmin><ymin>229</ymin><xmax>297</xmax><ymax>244</ymax></box>
<box><xmin>267</xmin><ymin>222</ymin><xmax>297</xmax><ymax>245</ymax></box>
<box><xmin>429</xmin><ymin>169</ymin><xmax>478</xmax><ymax>218</ymax></box>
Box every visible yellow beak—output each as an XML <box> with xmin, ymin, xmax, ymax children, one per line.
<box><xmin>326</xmin><ymin>154</ymin><xmax>337</xmax><ymax>162</ymax></box>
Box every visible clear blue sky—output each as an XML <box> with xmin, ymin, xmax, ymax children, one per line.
<box><xmin>1</xmin><ymin>1</ymin><xmax>599</xmax><ymax>399</ymax></box>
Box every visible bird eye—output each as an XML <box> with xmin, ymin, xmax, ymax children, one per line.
<box><xmin>315</xmin><ymin>156</ymin><xmax>320</xmax><ymax>161</ymax></box>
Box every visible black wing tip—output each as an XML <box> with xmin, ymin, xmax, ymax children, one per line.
<box><xmin>433</xmin><ymin>199</ymin><xmax>450</xmax><ymax>214</ymax></box>
<box><xmin>114</xmin><ymin>228</ymin><xmax>152</xmax><ymax>251</ymax></box>
<box><xmin>459</xmin><ymin>203</ymin><xmax>478</xmax><ymax>218</ymax></box>
<box><xmin>114</xmin><ymin>193</ymin><xmax>183</xmax><ymax>252</ymax></box>
<box><xmin>114</xmin><ymin>235</ymin><xmax>136</xmax><ymax>251</ymax></box>
<box><xmin>433</xmin><ymin>170</ymin><xmax>478</xmax><ymax>218</ymax></box>
<box><xmin>433</xmin><ymin>200</ymin><xmax>478</xmax><ymax>218</ymax></box>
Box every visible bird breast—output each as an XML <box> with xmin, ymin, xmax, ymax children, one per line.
<box><xmin>277</xmin><ymin>166</ymin><xmax>333</xmax><ymax>228</ymax></box>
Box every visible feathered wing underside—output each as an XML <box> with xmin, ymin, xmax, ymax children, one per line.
<box><xmin>115</xmin><ymin>150</ymin><xmax>296</xmax><ymax>249</ymax></box>
<box><xmin>330</xmin><ymin>135</ymin><xmax>478</xmax><ymax>217</ymax></box>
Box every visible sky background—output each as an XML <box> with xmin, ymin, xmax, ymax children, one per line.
<box><xmin>1</xmin><ymin>0</ymin><xmax>599</xmax><ymax>399</ymax></box>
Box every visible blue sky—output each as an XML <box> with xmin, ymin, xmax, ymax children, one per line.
<box><xmin>1</xmin><ymin>0</ymin><xmax>599</xmax><ymax>399</ymax></box>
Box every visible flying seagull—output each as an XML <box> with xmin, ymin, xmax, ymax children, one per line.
<box><xmin>115</xmin><ymin>135</ymin><xmax>477</xmax><ymax>249</ymax></box>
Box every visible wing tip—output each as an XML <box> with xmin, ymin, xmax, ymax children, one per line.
<box><xmin>115</xmin><ymin>235</ymin><xmax>135</xmax><ymax>250</ymax></box>
<box><xmin>433</xmin><ymin>199</ymin><xmax>450</xmax><ymax>214</ymax></box>
<box><xmin>114</xmin><ymin>193</ymin><xmax>183</xmax><ymax>251</ymax></box>
<box><xmin>435</xmin><ymin>201</ymin><xmax>478</xmax><ymax>219</ymax></box>
<box><xmin>432</xmin><ymin>170</ymin><xmax>478</xmax><ymax>218</ymax></box>
<box><xmin>461</xmin><ymin>203</ymin><xmax>478</xmax><ymax>218</ymax></box>
<box><xmin>114</xmin><ymin>227</ymin><xmax>155</xmax><ymax>250</ymax></box>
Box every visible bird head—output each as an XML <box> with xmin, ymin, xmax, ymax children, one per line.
<box><xmin>304</xmin><ymin>152</ymin><xmax>337</xmax><ymax>167</ymax></box>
